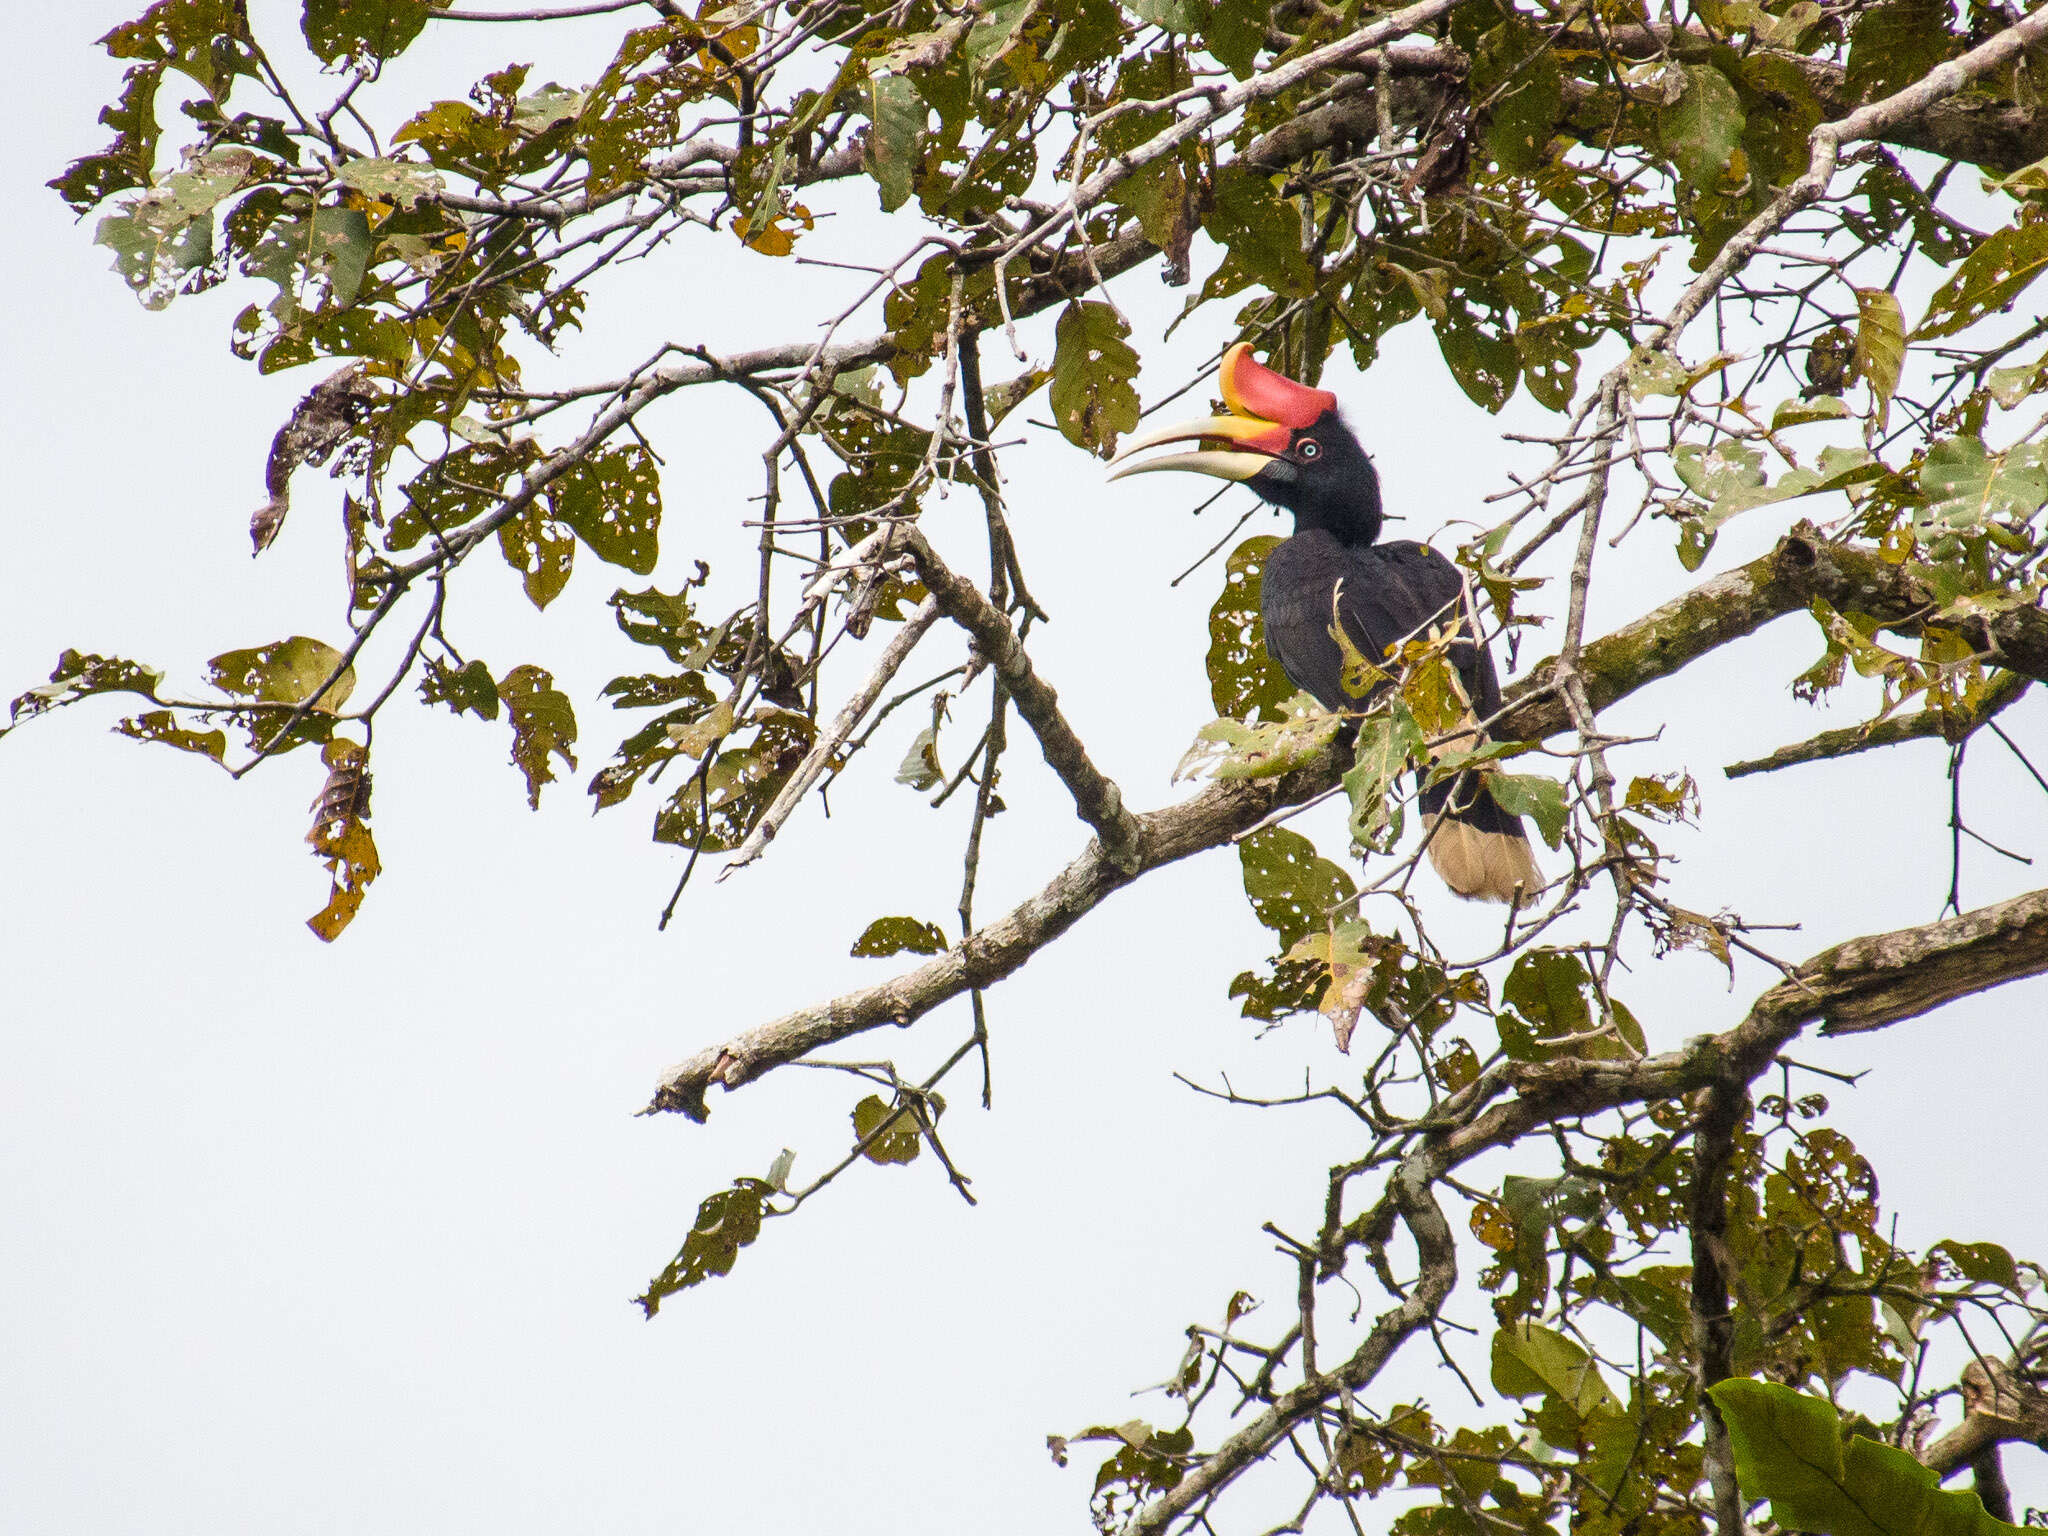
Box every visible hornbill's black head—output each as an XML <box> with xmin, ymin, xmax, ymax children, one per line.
<box><xmin>1108</xmin><ymin>343</ymin><xmax>1384</xmax><ymax>546</ymax></box>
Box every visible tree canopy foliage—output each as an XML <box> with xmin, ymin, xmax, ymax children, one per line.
<box><xmin>18</xmin><ymin>0</ymin><xmax>2048</xmax><ymax>1529</ymax></box>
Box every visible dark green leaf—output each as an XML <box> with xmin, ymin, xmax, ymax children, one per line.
<box><xmin>1049</xmin><ymin>300</ymin><xmax>1141</xmax><ymax>456</ymax></box>
<box><xmin>1659</xmin><ymin>64</ymin><xmax>1745</xmax><ymax>195</ymax></box>
<box><xmin>1203</xmin><ymin>165</ymin><xmax>1313</xmax><ymax>299</ymax></box>
<box><xmin>1917</xmin><ymin>222</ymin><xmax>2048</xmax><ymax>341</ymax></box>
<box><xmin>499</xmin><ymin>663</ymin><xmax>578</xmax><ymax>808</ymax></box>
<box><xmin>851</xmin><ymin>916</ymin><xmax>951</xmax><ymax>957</ymax></box>
<box><xmin>864</xmin><ymin>72</ymin><xmax>925</xmax><ymax>212</ymax></box>
<box><xmin>636</xmin><ymin>1178</ymin><xmax>773</xmax><ymax>1316</ymax></box>
<box><xmin>547</xmin><ymin>445</ymin><xmax>663</xmax><ymax>574</ymax></box>
<box><xmin>1237</xmin><ymin>827</ymin><xmax>1356</xmax><ymax>949</ymax></box>
<box><xmin>302</xmin><ymin>0</ymin><xmax>432</xmax><ymax>65</ymax></box>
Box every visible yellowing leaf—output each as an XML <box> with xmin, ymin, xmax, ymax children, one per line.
<box><xmin>1852</xmin><ymin>287</ymin><xmax>1906</xmax><ymax>417</ymax></box>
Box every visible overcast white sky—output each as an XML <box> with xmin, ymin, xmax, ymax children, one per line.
<box><xmin>4</xmin><ymin>5</ymin><xmax>2044</xmax><ymax>1532</ymax></box>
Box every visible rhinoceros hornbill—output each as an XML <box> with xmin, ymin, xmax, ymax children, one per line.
<box><xmin>1108</xmin><ymin>343</ymin><xmax>1540</xmax><ymax>904</ymax></box>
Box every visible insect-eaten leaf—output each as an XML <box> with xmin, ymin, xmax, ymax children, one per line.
<box><xmin>1049</xmin><ymin>300</ymin><xmax>1141</xmax><ymax>457</ymax></box>
<box><xmin>897</xmin><ymin>723</ymin><xmax>944</xmax><ymax>791</ymax></box>
<box><xmin>305</xmin><ymin>737</ymin><xmax>380</xmax><ymax>942</ymax></box>
<box><xmin>5</xmin><ymin>649</ymin><xmax>165</xmax><ymax>737</ymax></box>
<box><xmin>636</xmin><ymin>1177</ymin><xmax>775</xmax><ymax>1317</ymax></box>
<box><xmin>852</xmin><ymin>1091</ymin><xmax>940</xmax><ymax>1165</ymax></box>
<box><xmin>1174</xmin><ymin>697</ymin><xmax>1338</xmax><ymax>782</ymax></box>
<box><xmin>850</xmin><ymin>915</ymin><xmax>951</xmax><ymax>958</ymax></box>
<box><xmin>499</xmin><ymin>663</ymin><xmax>578</xmax><ymax>808</ymax></box>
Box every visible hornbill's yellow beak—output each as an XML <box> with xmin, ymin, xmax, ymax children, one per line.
<box><xmin>1106</xmin><ymin>342</ymin><xmax>1338</xmax><ymax>483</ymax></box>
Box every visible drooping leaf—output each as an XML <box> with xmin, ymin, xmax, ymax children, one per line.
<box><xmin>546</xmin><ymin>445</ymin><xmax>663</xmax><ymax>575</ymax></box>
<box><xmin>1852</xmin><ymin>288</ymin><xmax>1906</xmax><ymax>416</ymax></box>
<box><xmin>499</xmin><ymin>663</ymin><xmax>578</xmax><ymax>808</ymax></box>
<box><xmin>636</xmin><ymin>1178</ymin><xmax>774</xmax><ymax>1317</ymax></box>
<box><xmin>1486</xmin><ymin>773</ymin><xmax>1567</xmax><ymax>849</ymax></box>
<box><xmin>305</xmin><ymin>737</ymin><xmax>381</xmax><ymax>941</ymax></box>
<box><xmin>864</xmin><ymin>72</ymin><xmax>925</xmax><ymax>212</ymax></box>
<box><xmin>1659</xmin><ymin>64</ymin><xmax>1745</xmax><ymax>196</ymax></box>
<box><xmin>1049</xmin><ymin>300</ymin><xmax>1141</xmax><ymax>456</ymax></box>
<box><xmin>852</xmin><ymin>1092</ymin><xmax>936</xmax><ymax>1164</ymax></box>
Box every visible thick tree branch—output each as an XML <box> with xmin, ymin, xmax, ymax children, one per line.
<box><xmin>647</xmin><ymin>522</ymin><xmax>2048</xmax><ymax>1118</ymax></box>
<box><xmin>1689</xmin><ymin>1076</ymin><xmax>1751</xmax><ymax>1536</ymax></box>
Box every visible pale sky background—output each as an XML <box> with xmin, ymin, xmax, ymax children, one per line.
<box><xmin>3</xmin><ymin>5</ymin><xmax>2044</xmax><ymax>1533</ymax></box>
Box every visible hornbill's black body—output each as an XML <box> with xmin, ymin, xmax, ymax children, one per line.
<box><xmin>1110</xmin><ymin>344</ymin><xmax>1539</xmax><ymax>903</ymax></box>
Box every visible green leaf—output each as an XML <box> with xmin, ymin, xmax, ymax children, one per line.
<box><xmin>208</xmin><ymin>635</ymin><xmax>355</xmax><ymax>711</ymax></box>
<box><xmin>1490</xmin><ymin>1322</ymin><xmax>1625</xmax><ymax>1423</ymax></box>
<box><xmin>333</xmin><ymin>155</ymin><xmax>444</xmax><ymax>208</ymax></box>
<box><xmin>1487</xmin><ymin>773</ymin><xmax>1567</xmax><ymax>849</ymax></box>
<box><xmin>418</xmin><ymin>657</ymin><xmax>500</xmax><ymax>721</ymax></box>
<box><xmin>1435</xmin><ymin>298</ymin><xmax>1520</xmax><ymax>413</ymax></box>
<box><xmin>852</xmin><ymin>1093</ymin><xmax>932</xmax><ymax>1165</ymax></box>
<box><xmin>1476</xmin><ymin>21</ymin><xmax>1561</xmax><ymax>175</ymax></box>
<box><xmin>6</xmin><ymin>649</ymin><xmax>164</xmax><ymax>734</ymax></box>
<box><xmin>1344</xmin><ymin>701</ymin><xmax>1424</xmax><ymax>846</ymax></box>
<box><xmin>1659</xmin><ymin>64</ymin><xmax>1744</xmax><ymax>195</ymax></box>
<box><xmin>1846</xmin><ymin>0</ymin><xmax>1960</xmax><ymax>108</ymax></box>
<box><xmin>1917</xmin><ymin>222</ymin><xmax>2048</xmax><ymax>340</ymax></box>
<box><xmin>309</xmin><ymin>206</ymin><xmax>373</xmax><ymax>310</ymax></box>
<box><xmin>497</xmin><ymin>503</ymin><xmax>577</xmax><ymax>611</ymax></box>
<box><xmin>499</xmin><ymin>663</ymin><xmax>578</xmax><ymax>809</ymax></box>
<box><xmin>302</xmin><ymin>0</ymin><xmax>432</xmax><ymax>65</ymax></box>
<box><xmin>1207</xmin><ymin>537</ymin><xmax>1295</xmax><ymax>719</ymax></box>
<box><xmin>1852</xmin><ymin>288</ymin><xmax>1906</xmax><ymax>414</ymax></box>
<box><xmin>547</xmin><ymin>445</ymin><xmax>662</xmax><ymax>574</ymax></box>
<box><xmin>1237</xmin><ymin>827</ymin><xmax>1356</xmax><ymax>949</ymax></box>
<box><xmin>113</xmin><ymin>709</ymin><xmax>229</xmax><ymax>765</ymax></box>
<box><xmin>1175</xmin><ymin>698</ymin><xmax>1338</xmax><ymax>782</ymax></box>
<box><xmin>863</xmin><ymin>72</ymin><xmax>925</xmax><ymax>212</ymax></box>
<box><xmin>851</xmin><ymin>916</ymin><xmax>951</xmax><ymax>957</ymax></box>
<box><xmin>1203</xmin><ymin>166</ymin><xmax>1313</xmax><ymax>299</ymax></box>
<box><xmin>1498</xmin><ymin>950</ymin><xmax>1645</xmax><ymax>1060</ymax></box>
<box><xmin>636</xmin><ymin>1178</ymin><xmax>773</xmax><ymax>1316</ymax></box>
<box><xmin>1709</xmin><ymin>1379</ymin><xmax>2019</xmax><ymax>1536</ymax></box>
<box><xmin>1931</xmin><ymin>1239</ymin><xmax>2020</xmax><ymax>1292</ymax></box>
<box><xmin>1049</xmin><ymin>300</ymin><xmax>1141</xmax><ymax>456</ymax></box>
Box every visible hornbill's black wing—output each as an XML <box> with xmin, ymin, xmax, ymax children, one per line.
<box><xmin>1260</xmin><ymin>529</ymin><xmax>1537</xmax><ymax>902</ymax></box>
<box><xmin>1262</xmin><ymin>532</ymin><xmax>1496</xmax><ymax>718</ymax></box>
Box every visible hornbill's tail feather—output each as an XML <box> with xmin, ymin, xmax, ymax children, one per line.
<box><xmin>1423</xmin><ymin>813</ymin><xmax>1541</xmax><ymax>904</ymax></box>
<box><xmin>1419</xmin><ymin>738</ymin><xmax>1541</xmax><ymax>903</ymax></box>
<box><xmin>1416</xmin><ymin>707</ymin><xmax>1541</xmax><ymax>904</ymax></box>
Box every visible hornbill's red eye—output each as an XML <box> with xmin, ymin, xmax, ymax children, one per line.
<box><xmin>1297</xmin><ymin>438</ymin><xmax>1321</xmax><ymax>460</ymax></box>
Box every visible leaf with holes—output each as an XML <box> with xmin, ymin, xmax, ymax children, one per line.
<box><xmin>1049</xmin><ymin>301</ymin><xmax>1141</xmax><ymax>456</ymax></box>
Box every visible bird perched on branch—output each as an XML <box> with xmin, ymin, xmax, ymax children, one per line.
<box><xmin>1108</xmin><ymin>343</ymin><xmax>1540</xmax><ymax>904</ymax></box>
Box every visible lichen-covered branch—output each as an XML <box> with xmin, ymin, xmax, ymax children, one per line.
<box><xmin>648</xmin><ymin>525</ymin><xmax>2048</xmax><ymax>1119</ymax></box>
<box><xmin>1725</xmin><ymin>671</ymin><xmax>2032</xmax><ymax>779</ymax></box>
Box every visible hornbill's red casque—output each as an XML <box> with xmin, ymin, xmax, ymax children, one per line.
<box><xmin>1108</xmin><ymin>344</ymin><xmax>1541</xmax><ymax>904</ymax></box>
